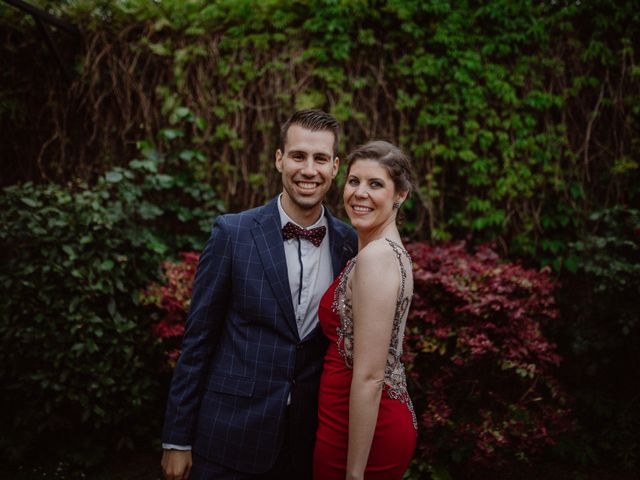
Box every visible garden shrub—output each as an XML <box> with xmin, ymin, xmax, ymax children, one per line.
<box><xmin>404</xmin><ymin>242</ymin><xmax>571</xmax><ymax>476</ymax></box>
<box><xmin>141</xmin><ymin>241</ymin><xmax>570</xmax><ymax>475</ymax></box>
<box><xmin>141</xmin><ymin>251</ymin><xmax>199</xmax><ymax>369</ymax></box>
<box><xmin>554</xmin><ymin>207</ymin><xmax>640</xmax><ymax>469</ymax></box>
<box><xmin>129</xmin><ymin>131</ymin><xmax>225</xmax><ymax>254</ymax></box>
<box><xmin>0</xmin><ymin>180</ymin><xmax>157</xmax><ymax>463</ymax></box>
<box><xmin>0</xmin><ymin>157</ymin><xmax>219</xmax><ymax>465</ymax></box>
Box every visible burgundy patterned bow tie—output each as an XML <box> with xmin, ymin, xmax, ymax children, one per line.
<box><xmin>282</xmin><ymin>222</ymin><xmax>327</xmax><ymax>247</ymax></box>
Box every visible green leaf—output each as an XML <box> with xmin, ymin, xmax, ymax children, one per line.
<box><xmin>564</xmin><ymin>255</ymin><xmax>579</xmax><ymax>273</ymax></box>
<box><xmin>147</xmin><ymin>241</ymin><xmax>168</xmax><ymax>254</ymax></box>
<box><xmin>179</xmin><ymin>150</ymin><xmax>195</xmax><ymax>161</ymax></box>
<box><xmin>159</xmin><ymin>128</ymin><xmax>184</xmax><ymax>140</ymax></box>
<box><xmin>20</xmin><ymin>197</ymin><xmax>38</xmax><ymax>207</ymax></box>
<box><xmin>105</xmin><ymin>171</ymin><xmax>123</xmax><ymax>183</ymax></box>
<box><xmin>100</xmin><ymin>259</ymin><xmax>114</xmax><ymax>271</ymax></box>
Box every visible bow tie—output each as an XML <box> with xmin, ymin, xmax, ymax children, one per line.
<box><xmin>282</xmin><ymin>222</ymin><xmax>327</xmax><ymax>247</ymax></box>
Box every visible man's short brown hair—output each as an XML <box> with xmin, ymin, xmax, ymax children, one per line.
<box><xmin>279</xmin><ymin>109</ymin><xmax>340</xmax><ymax>158</ymax></box>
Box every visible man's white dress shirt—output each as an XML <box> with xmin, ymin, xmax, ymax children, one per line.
<box><xmin>277</xmin><ymin>195</ymin><xmax>333</xmax><ymax>340</ymax></box>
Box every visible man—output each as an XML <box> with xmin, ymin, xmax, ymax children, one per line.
<box><xmin>161</xmin><ymin>109</ymin><xmax>358</xmax><ymax>480</ymax></box>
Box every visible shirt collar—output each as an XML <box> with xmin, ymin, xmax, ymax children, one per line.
<box><xmin>277</xmin><ymin>193</ymin><xmax>327</xmax><ymax>230</ymax></box>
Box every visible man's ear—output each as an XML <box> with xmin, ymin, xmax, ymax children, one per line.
<box><xmin>332</xmin><ymin>156</ymin><xmax>340</xmax><ymax>178</ymax></box>
<box><xmin>275</xmin><ymin>149</ymin><xmax>283</xmax><ymax>172</ymax></box>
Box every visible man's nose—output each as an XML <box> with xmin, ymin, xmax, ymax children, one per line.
<box><xmin>300</xmin><ymin>159</ymin><xmax>317</xmax><ymax>176</ymax></box>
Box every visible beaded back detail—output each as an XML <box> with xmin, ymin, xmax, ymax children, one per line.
<box><xmin>331</xmin><ymin>238</ymin><xmax>417</xmax><ymax>429</ymax></box>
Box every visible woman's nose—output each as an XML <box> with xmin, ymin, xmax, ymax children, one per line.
<box><xmin>355</xmin><ymin>185</ymin><xmax>368</xmax><ymax>198</ymax></box>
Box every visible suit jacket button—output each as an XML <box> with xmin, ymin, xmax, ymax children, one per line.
<box><xmin>296</xmin><ymin>343</ymin><xmax>303</xmax><ymax>350</ymax></box>
<box><xmin>291</xmin><ymin>379</ymin><xmax>296</xmax><ymax>385</ymax></box>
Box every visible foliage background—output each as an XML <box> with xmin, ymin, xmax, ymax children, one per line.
<box><xmin>1</xmin><ymin>0</ymin><xmax>639</xmax><ymax>477</ymax></box>
<box><xmin>3</xmin><ymin>0</ymin><xmax>639</xmax><ymax>260</ymax></box>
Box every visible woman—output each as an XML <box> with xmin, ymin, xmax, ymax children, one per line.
<box><xmin>314</xmin><ymin>141</ymin><xmax>417</xmax><ymax>480</ymax></box>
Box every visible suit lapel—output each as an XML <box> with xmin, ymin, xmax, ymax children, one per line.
<box><xmin>251</xmin><ymin>198</ymin><xmax>299</xmax><ymax>340</ymax></box>
<box><xmin>326</xmin><ymin>209</ymin><xmax>356</xmax><ymax>277</ymax></box>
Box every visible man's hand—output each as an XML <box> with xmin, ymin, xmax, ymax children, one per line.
<box><xmin>161</xmin><ymin>449</ymin><xmax>192</xmax><ymax>480</ymax></box>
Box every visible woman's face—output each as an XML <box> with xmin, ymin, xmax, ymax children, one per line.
<box><xmin>343</xmin><ymin>159</ymin><xmax>406</xmax><ymax>233</ymax></box>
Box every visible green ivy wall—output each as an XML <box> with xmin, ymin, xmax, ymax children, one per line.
<box><xmin>2</xmin><ymin>0</ymin><xmax>638</xmax><ymax>266</ymax></box>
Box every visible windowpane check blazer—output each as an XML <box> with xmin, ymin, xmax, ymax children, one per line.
<box><xmin>162</xmin><ymin>196</ymin><xmax>358</xmax><ymax>474</ymax></box>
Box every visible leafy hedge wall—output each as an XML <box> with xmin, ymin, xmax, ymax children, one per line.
<box><xmin>555</xmin><ymin>207</ymin><xmax>640</xmax><ymax>468</ymax></box>
<box><xmin>2</xmin><ymin>0</ymin><xmax>639</xmax><ymax>265</ymax></box>
<box><xmin>0</xmin><ymin>179</ymin><xmax>160</xmax><ymax>463</ymax></box>
<box><xmin>0</xmin><ymin>156</ymin><xmax>221</xmax><ymax>464</ymax></box>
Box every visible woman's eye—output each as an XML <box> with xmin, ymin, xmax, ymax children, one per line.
<box><xmin>371</xmin><ymin>181</ymin><xmax>382</xmax><ymax>188</ymax></box>
<box><xmin>348</xmin><ymin>178</ymin><xmax>359</xmax><ymax>186</ymax></box>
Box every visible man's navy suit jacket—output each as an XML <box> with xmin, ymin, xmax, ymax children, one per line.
<box><xmin>162</xmin><ymin>197</ymin><xmax>357</xmax><ymax>474</ymax></box>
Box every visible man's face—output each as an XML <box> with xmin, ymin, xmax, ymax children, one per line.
<box><xmin>275</xmin><ymin>124</ymin><xmax>339</xmax><ymax>224</ymax></box>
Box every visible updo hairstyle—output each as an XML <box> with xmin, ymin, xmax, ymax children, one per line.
<box><xmin>346</xmin><ymin>140</ymin><xmax>413</xmax><ymax>195</ymax></box>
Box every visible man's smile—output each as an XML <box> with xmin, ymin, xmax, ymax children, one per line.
<box><xmin>296</xmin><ymin>181</ymin><xmax>321</xmax><ymax>190</ymax></box>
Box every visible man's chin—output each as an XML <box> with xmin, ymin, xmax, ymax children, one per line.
<box><xmin>293</xmin><ymin>196</ymin><xmax>323</xmax><ymax>210</ymax></box>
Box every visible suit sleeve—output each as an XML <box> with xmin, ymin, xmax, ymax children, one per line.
<box><xmin>161</xmin><ymin>215</ymin><xmax>233</xmax><ymax>445</ymax></box>
<box><xmin>349</xmin><ymin>227</ymin><xmax>358</xmax><ymax>256</ymax></box>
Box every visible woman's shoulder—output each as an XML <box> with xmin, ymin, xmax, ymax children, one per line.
<box><xmin>359</xmin><ymin>237</ymin><xmax>407</xmax><ymax>262</ymax></box>
<box><xmin>358</xmin><ymin>238</ymin><xmax>394</xmax><ymax>260</ymax></box>
<box><xmin>354</xmin><ymin>239</ymin><xmax>403</xmax><ymax>283</ymax></box>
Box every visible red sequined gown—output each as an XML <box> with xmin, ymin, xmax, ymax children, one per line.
<box><xmin>313</xmin><ymin>239</ymin><xmax>417</xmax><ymax>480</ymax></box>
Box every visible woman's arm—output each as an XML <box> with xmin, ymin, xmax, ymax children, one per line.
<box><xmin>346</xmin><ymin>244</ymin><xmax>400</xmax><ymax>480</ymax></box>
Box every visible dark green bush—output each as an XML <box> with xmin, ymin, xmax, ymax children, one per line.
<box><xmin>0</xmin><ymin>153</ymin><xmax>220</xmax><ymax>464</ymax></box>
<box><xmin>554</xmin><ymin>207</ymin><xmax>640</xmax><ymax>469</ymax></box>
<box><xmin>0</xmin><ymin>181</ymin><xmax>156</xmax><ymax>463</ymax></box>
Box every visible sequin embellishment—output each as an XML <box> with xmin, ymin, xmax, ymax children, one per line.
<box><xmin>332</xmin><ymin>239</ymin><xmax>417</xmax><ymax>429</ymax></box>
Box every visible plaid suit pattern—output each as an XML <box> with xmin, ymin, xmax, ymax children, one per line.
<box><xmin>162</xmin><ymin>197</ymin><xmax>357</xmax><ymax>474</ymax></box>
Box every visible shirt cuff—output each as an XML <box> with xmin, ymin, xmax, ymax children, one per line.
<box><xmin>162</xmin><ymin>443</ymin><xmax>192</xmax><ymax>451</ymax></box>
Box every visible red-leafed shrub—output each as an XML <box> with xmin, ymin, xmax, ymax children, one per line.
<box><xmin>141</xmin><ymin>252</ymin><xmax>199</xmax><ymax>368</ymax></box>
<box><xmin>405</xmin><ymin>241</ymin><xmax>572</xmax><ymax>472</ymax></box>
<box><xmin>143</xmin><ymin>243</ymin><xmax>571</xmax><ymax>472</ymax></box>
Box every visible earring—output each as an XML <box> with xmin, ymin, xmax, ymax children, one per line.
<box><xmin>393</xmin><ymin>202</ymin><xmax>401</xmax><ymax>209</ymax></box>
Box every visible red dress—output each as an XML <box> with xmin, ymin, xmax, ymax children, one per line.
<box><xmin>313</xmin><ymin>240</ymin><xmax>417</xmax><ymax>480</ymax></box>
